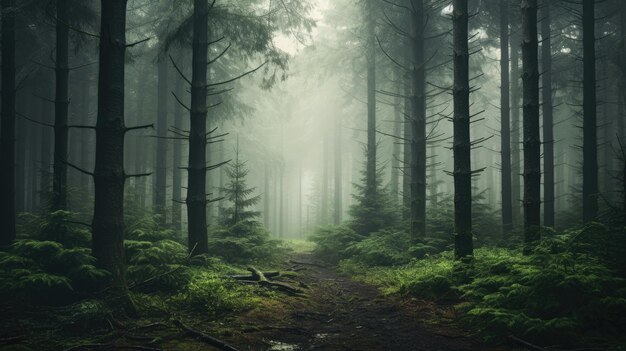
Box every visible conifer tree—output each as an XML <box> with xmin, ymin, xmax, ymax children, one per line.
<box><xmin>220</xmin><ymin>144</ymin><xmax>261</xmax><ymax>227</ymax></box>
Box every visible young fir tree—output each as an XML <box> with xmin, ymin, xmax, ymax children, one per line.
<box><xmin>220</xmin><ymin>144</ymin><xmax>262</xmax><ymax>227</ymax></box>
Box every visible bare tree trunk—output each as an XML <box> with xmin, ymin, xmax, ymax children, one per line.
<box><xmin>52</xmin><ymin>0</ymin><xmax>70</xmax><ymax>210</ymax></box>
<box><xmin>500</xmin><ymin>0</ymin><xmax>513</xmax><ymax>234</ymax></box>
<box><xmin>92</xmin><ymin>0</ymin><xmax>129</xmax><ymax>289</ymax></box>
<box><xmin>365</xmin><ymin>0</ymin><xmax>377</xmax><ymax>199</ymax></box>
<box><xmin>0</xmin><ymin>0</ymin><xmax>16</xmax><ymax>245</ymax></box>
<box><xmin>402</xmin><ymin>72</ymin><xmax>411</xmax><ymax>214</ymax></box>
<box><xmin>172</xmin><ymin>67</ymin><xmax>183</xmax><ymax>231</ymax></box>
<box><xmin>452</xmin><ymin>0</ymin><xmax>473</xmax><ymax>259</ymax></box>
<box><xmin>155</xmin><ymin>57</ymin><xmax>169</xmax><ymax>224</ymax></box>
<box><xmin>264</xmin><ymin>164</ymin><xmax>270</xmax><ymax>229</ymax></box>
<box><xmin>391</xmin><ymin>70</ymin><xmax>401</xmax><ymax>202</ymax></box>
<box><xmin>429</xmin><ymin>145</ymin><xmax>438</xmax><ymax>208</ymax></box>
<box><xmin>542</xmin><ymin>1</ymin><xmax>554</xmax><ymax>228</ymax></box>
<box><xmin>521</xmin><ymin>0</ymin><xmax>541</xmax><ymax>251</ymax></box>
<box><xmin>321</xmin><ymin>132</ymin><xmax>329</xmax><ymax>225</ymax></box>
<box><xmin>187</xmin><ymin>0</ymin><xmax>209</xmax><ymax>255</ymax></box>
<box><xmin>582</xmin><ymin>0</ymin><xmax>598</xmax><ymax>223</ymax></box>
<box><xmin>334</xmin><ymin>115</ymin><xmax>342</xmax><ymax>225</ymax></box>
<box><xmin>510</xmin><ymin>15</ymin><xmax>522</xmax><ymax>225</ymax></box>
<box><xmin>409</xmin><ymin>0</ymin><xmax>426</xmax><ymax>241</ymax></box>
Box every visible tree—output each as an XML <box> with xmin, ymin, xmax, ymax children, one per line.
<box><xmin>220</xmin><ymin>145</ymin><xmax>261</xmax><ymax>226</ymax></box>
<box><xmin>334</xmin><ymin>114</ymin><xmax>343</xmax><ymax>225</ymax></box>
<box><xmin>154</xmin><ymin>56</ymin><xmax>169</xmax><ymax>224</ymax></box>
<box><xmin>521</xmin><ymin>0</ymin><xmax>541</xmax><ymax>250</ymax></box>
<box><xmin>0</xmin><ymin>0</ymin><xmax>17</xmax><ymax>246</ymax></box>
<box><xmin>186</xmin><ymin>0</ymin><xmax>210</xmax><ymax>255</ymax></box>
<box><xmin>172</xmin><ymin>65</ymin><xmax>184</xmax><ymax>231</ymax></box>
<box><xmin>582</xmin><ymin>0</ymin><xmax>597</xmax><ymax>223</ymax></box>
<box><xmin>52</xmin><ymin>0</ymin><xmax>70</xmax><ymax>211</ymax></box>
<box><xmin>452</xmin><ymin>0</ymin><xmax>473</xmax><ymax>259</ymax></box>
<box><xmin>91</xmin><ymin>0</ymin><xmax>133</xmax><ymax>289</ymax></box>
<box><xmin>409</xmin><ymin>0</ymin><xmax>426</xmax><ymax>241</ymax></box>
<box><xmin>500</xmin><ymin>0</ymin><xmax>513</xmax><ymax>234</ymax></box>
<box><xmin>510</xmin><ymin>7</ymin><xmax>522</xmax><ymax>225</ymax></box>
<box><xmin>365</xmin><ymin>0</ymin><xmax>377</xmax><ymax>201</ymax></box>
<box><xmin>542</xmin><ymin>1</ymin><xmax>554</xmax><ymax>227</ymax></box>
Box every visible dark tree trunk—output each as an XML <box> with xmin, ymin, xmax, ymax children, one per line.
<box><xmin>510</xmin><ymin>15</ymin><xmax>522</xmax><ymax>225</ymax></box>
<box><xmin>52</xmin><ymin>0</ymin><xmax>70</xmax><ymax>210</ymax></box>
<box><xmin>365</xmin><ymin>0</ymin><xmax>377</xmax><ymax>199</ymax></box>
<box><xmin>155</xmin><ymin>57</ymin><xmax>168</xmax><ymax>223</ymax></box>
<box><xmin>409</xmin><ymin>0</ymin><xmax>426</xmax><ymax>241</ymax></box>
<box><xmin>321</xmin><ymin>132</ymin><xmax>329</xmax><ymax>225</ymax></box>
<box><xmin>402</xmin><ymin>72</ymin><xmax>412</xmax><ymax>213</ymax></box>
<box><xmin>500</xmin><ymin>0</ymin><xmax>513</xmax><ymax>234</ymax></box>
<box><xmin>542</xmin><ymin>1</ymin><xmax>554</xmax><ymax>227</ymax></box>
<box><xmin>264</xmin><ymin>165</ymin><xmax>270</xmax><ymax>229</ymax></box>
<box><xmin>0</xmin><ymin>0</ymin><xmax>16</xmax><ymax>245</ymax></box>
<box><xmin>521</xmin><ymin>0</ymin><xmax>541</xmax><ymax>251</ymax></box>
<box><xmin>429</xmin><ymin>145</ymin><xmax>438</xmax><ymax>208</ymax></box>
<box><xmin>391</xmin><ymin>70</ymin><xmax>401</xmax><ymax>202</ymax></box>
<box><xmin>187</xmin><ymin>0</ymin><xmax>210</xmax><ymax>255</ymax></box>
<box><xmin>334</xmin><ymin>115</ymin><xmax>342</xmax><ymax>225</ymax></box>
<box><xmin>134</xmin><ymin>69</ymin><xmax>148</xmax><ymax>207</ymax></box>
<box><xmin>452</xmin><ymin>0</ymin><xmax>473</xmax><ymax>259</ymax></box>
<box><xmin>92</xmin><ymin>0</ymin><xmax>129</xmax><ymax>288</ymax></box>
<box><xmin>172</xmin><ymin>69</ymin><xmax>183</xmax><ymax>231</ymax></box>
<box><xmin>582</xmin><ymin>0</ymin><xmax>598</xmax><ymax>223</ymax></box>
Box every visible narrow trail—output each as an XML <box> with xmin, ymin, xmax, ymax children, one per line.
<box><xmin>221</xmin><ymin>253</ymin><xmax>517</xmax><ymax>351</ymax></box>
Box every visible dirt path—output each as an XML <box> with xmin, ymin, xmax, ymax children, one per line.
<box><xmin>220</xmin><ymin>253</ymin><xmax>517</xmax><ymax>351</ymax></box>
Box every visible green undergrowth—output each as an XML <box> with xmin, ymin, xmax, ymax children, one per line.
<box><xmin>0</xmin><ymin>210</ymin><xmax>289</xmax><ymax>350</ymax></box>
<box><xmin>317</xmin><ymin>223</ymin><xmax>626</xmax><ymax>347</ymax></box>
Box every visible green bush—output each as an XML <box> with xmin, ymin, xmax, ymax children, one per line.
<box><xmin>207</xmin><ymin>221</ymin><xmax>286</xmax><ymax>263</ymax></box>
<box><xmin>0</xmin><ymin>240</ymin><xmax>109</xmax><ymax>304</ymax></box>
<box><xmin>310</xmin><ymin>225</ymin><xmax>363</xmax><ymax>264</ymax></box>
<box><xmin>125</xmin><ymin>239</ymin><xmax>192</xmax><ymax>292</ymax></box>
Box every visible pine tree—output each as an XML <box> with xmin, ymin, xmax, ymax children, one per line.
<box><xmin>220</xmin><ymin>145</ymin><xmax>261</xmax><ymax>227</ymax></box>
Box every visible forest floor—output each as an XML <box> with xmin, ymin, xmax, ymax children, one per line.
<box><xmin>202</xmin><ymin>252</ymin><xmax>519</xmax><ymax>351</ymax></box>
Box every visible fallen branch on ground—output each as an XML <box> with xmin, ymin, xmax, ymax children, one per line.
<box><xmin>227</xmin><ymin>271</ymin><xmax>280</xmax><ymax>280</ymax></box>
<box><xmin>172</xmin><ymin>319</ymin><xmax>239</xmax><ymax>351</ymax></box>
<box><xmin>246</xmin><ymin>266</ymin><xmax>304</xmax><ymax>296</ymax></box>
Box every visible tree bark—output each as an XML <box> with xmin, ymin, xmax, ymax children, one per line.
<box><xmin>541</xmin><ymin>1</ymin><xmax>554</xmax><ymax>227</ymax></box>
<box><xmin>334</xmin><ymin>115</ymin><xmax>342</xmax><ymax>225</ymax></box>
<box><xmin>155</xmin><ymin>57</ymin><xmax>169</xmax><ymax>224</ymax></box>
<box><xmin>500</xmin><ymin>0</ymin><xmax>513</xmax><ymax>234</ymax></box>
<box><xmin>510</xmin><ymin>12</ymin><xmax>522</xmax><ymax>225</ymax></box>
<box><xmin>452</xmin><ymin>0</ymin><xmax>473</xmax><ymax>259</ymax></box>
<box><xmin>0</xmin><ymin>0</ymin><xmax>17</xmax><ymax>245</ymax></box>
<box><xmin>409</xmin><ymin>0</ymin><xmax>426</xmax><ymax>241</ymax></box>
<box><xmin>521</xmin><ymin>0</ymin><xmax>541</xmax><ymax>251</ymax></box>
<box><xmin>187</xmin><ymin>0</ymin><xmax>210</xmax><ymax>255</ymax></box>
<box><xmin>365</xmin><ymin>0</ymin><xmax>377</xmax><ymax>199</ymax></box>
<box><xmin>52</xmin><ymin>0</ymin><xmax>70</xmax><ymax>210</ymax></box>
<box><xmin>402</xmin><ymin>72</ymin><xmax>412</xmax><ymax>214</ymax></box>
<box><xmin>172</xmin><ymin>67</ymin><xmax>183</xmax><ymax>231</ymax></box>
<box><xmin>92</xmin><ymin>0</ymin><xmax>129</xmax><ymax>288</ymax></box>
<box><xmin>391</xmin><ymin>69</ymin><xmax>401</xmax><ymax>202</ymax></box>
<box><xmin>582</xmin><ymin>0</ymin><xmax>598</xmax><ymax>223</ymax></box>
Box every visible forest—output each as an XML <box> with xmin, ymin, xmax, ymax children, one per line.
<box><xmin>1</xmin><ymin>0</ymin><xmax>626</xmax><ymax>350</ymax></box>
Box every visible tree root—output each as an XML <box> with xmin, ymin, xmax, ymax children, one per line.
<box><xmin>172</xmin><ymin>319</ymin><xmax>239</xmax><ymax>351</ymax></box>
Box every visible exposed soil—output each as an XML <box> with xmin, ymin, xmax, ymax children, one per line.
<box><xmin>212</xmin><ymin>253</ymin><xmax>519</xmax><ymax>351</ymax></box>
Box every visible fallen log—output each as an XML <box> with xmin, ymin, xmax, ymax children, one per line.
<box><xmin>227</xmin><ymin>271</ymin><xmax>280</xmax><ymax>280</ymax></box>
<box><xmin>247</xmin><ymin>266</ymin><xmax>304</xmax><ymax>296</ymax></box>
<box><xmin>172</xmin><ymin>319</ymin><xmax>239</xmax><ymax>351</ymax></box>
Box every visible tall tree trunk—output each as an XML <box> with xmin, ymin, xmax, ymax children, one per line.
<box><xmin>52</xmin><ymin>0</ymin><xmax>70</xmax><ymax>210</ymax></box>
<box><xmin>172</xmin><ymin>70</ymin><xmax>183</xmax><ymax>231</ymax></box>
<box><xmin>402</xmin><ymin>72</ymin><xmax>412</xmax><ymax>213</ymax></box>
<box><xmin>409</xmin><ymin>0</ymin><xmax>426</xmax><ymax>241</ymax></box>
<box><xmin>321</xmin><ymin>133</ymin><xmax>329</xmax><ymax>225</ymax></box>
<box><xmin>134</xmin><ymin>69</ymin><xmax>148</xmax><ymax>207</ymax></box>
<box><xmin>187</xmin><ymin>0</ymin><xmax>209</xmax><ymax>255</ymax></box>
<box><xmin>92</xmin><ymin>0</ymin><xmax>129</xmax><ymax>288</ymax></box>
<box><xmin>155</xmin><ymin>57</ymin><xmax>168</xmax><ymax>224</ymax></box>
<box><xmin>264</xmin><ymin>165</ymin><xmax>270</xmax><ymax>229</ymax></box>
<box><xmin>452</xmin><ymin>0</ymin><xmax>473</xmax><ymax>259</ymax></box>
<box><xmin>390</xmin><ymin>70</ymin><xmax>401</xmax><ymax>202</ymax></box>
<box><xmin>334</xmin><ymin>115</ymin><xmax>342</xmax><ymax>225</ymax></box>
<box><xmin>500</xmin><ymin>0</ymin><xmax>513</xmax><ymax>234</ymax></box>
<box><xmin>429</xmin><ymin>145</ymin><xmax>438</xmax><ymax>208</ymax></box>
<box><xmin>542</xmin><ymin>1</ymin><xmax>554</xmax><ymax>227</ymax></box>
<box><xmin>365</xmin><ymin>0</ymin><xmax>377</xmax><ymax>199</ymax></box>
<box><xmin>510</xmin><ymin>15</ymin><xmax>522</xmax><ymax>225</ymax></box>
<box><xmin>521</xmin><ymin>0</ymin><xmax>541</xmax><ymax>251</ymax></box>
<box><xmin>0</xmin><ymin>0</ymin><xmax>16</xmax><ymax>245</ymax></box>
<box><xmin>582</xmin><ymin>0</ymin><xmax>597</xmax><ymax>223</ymax></box>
